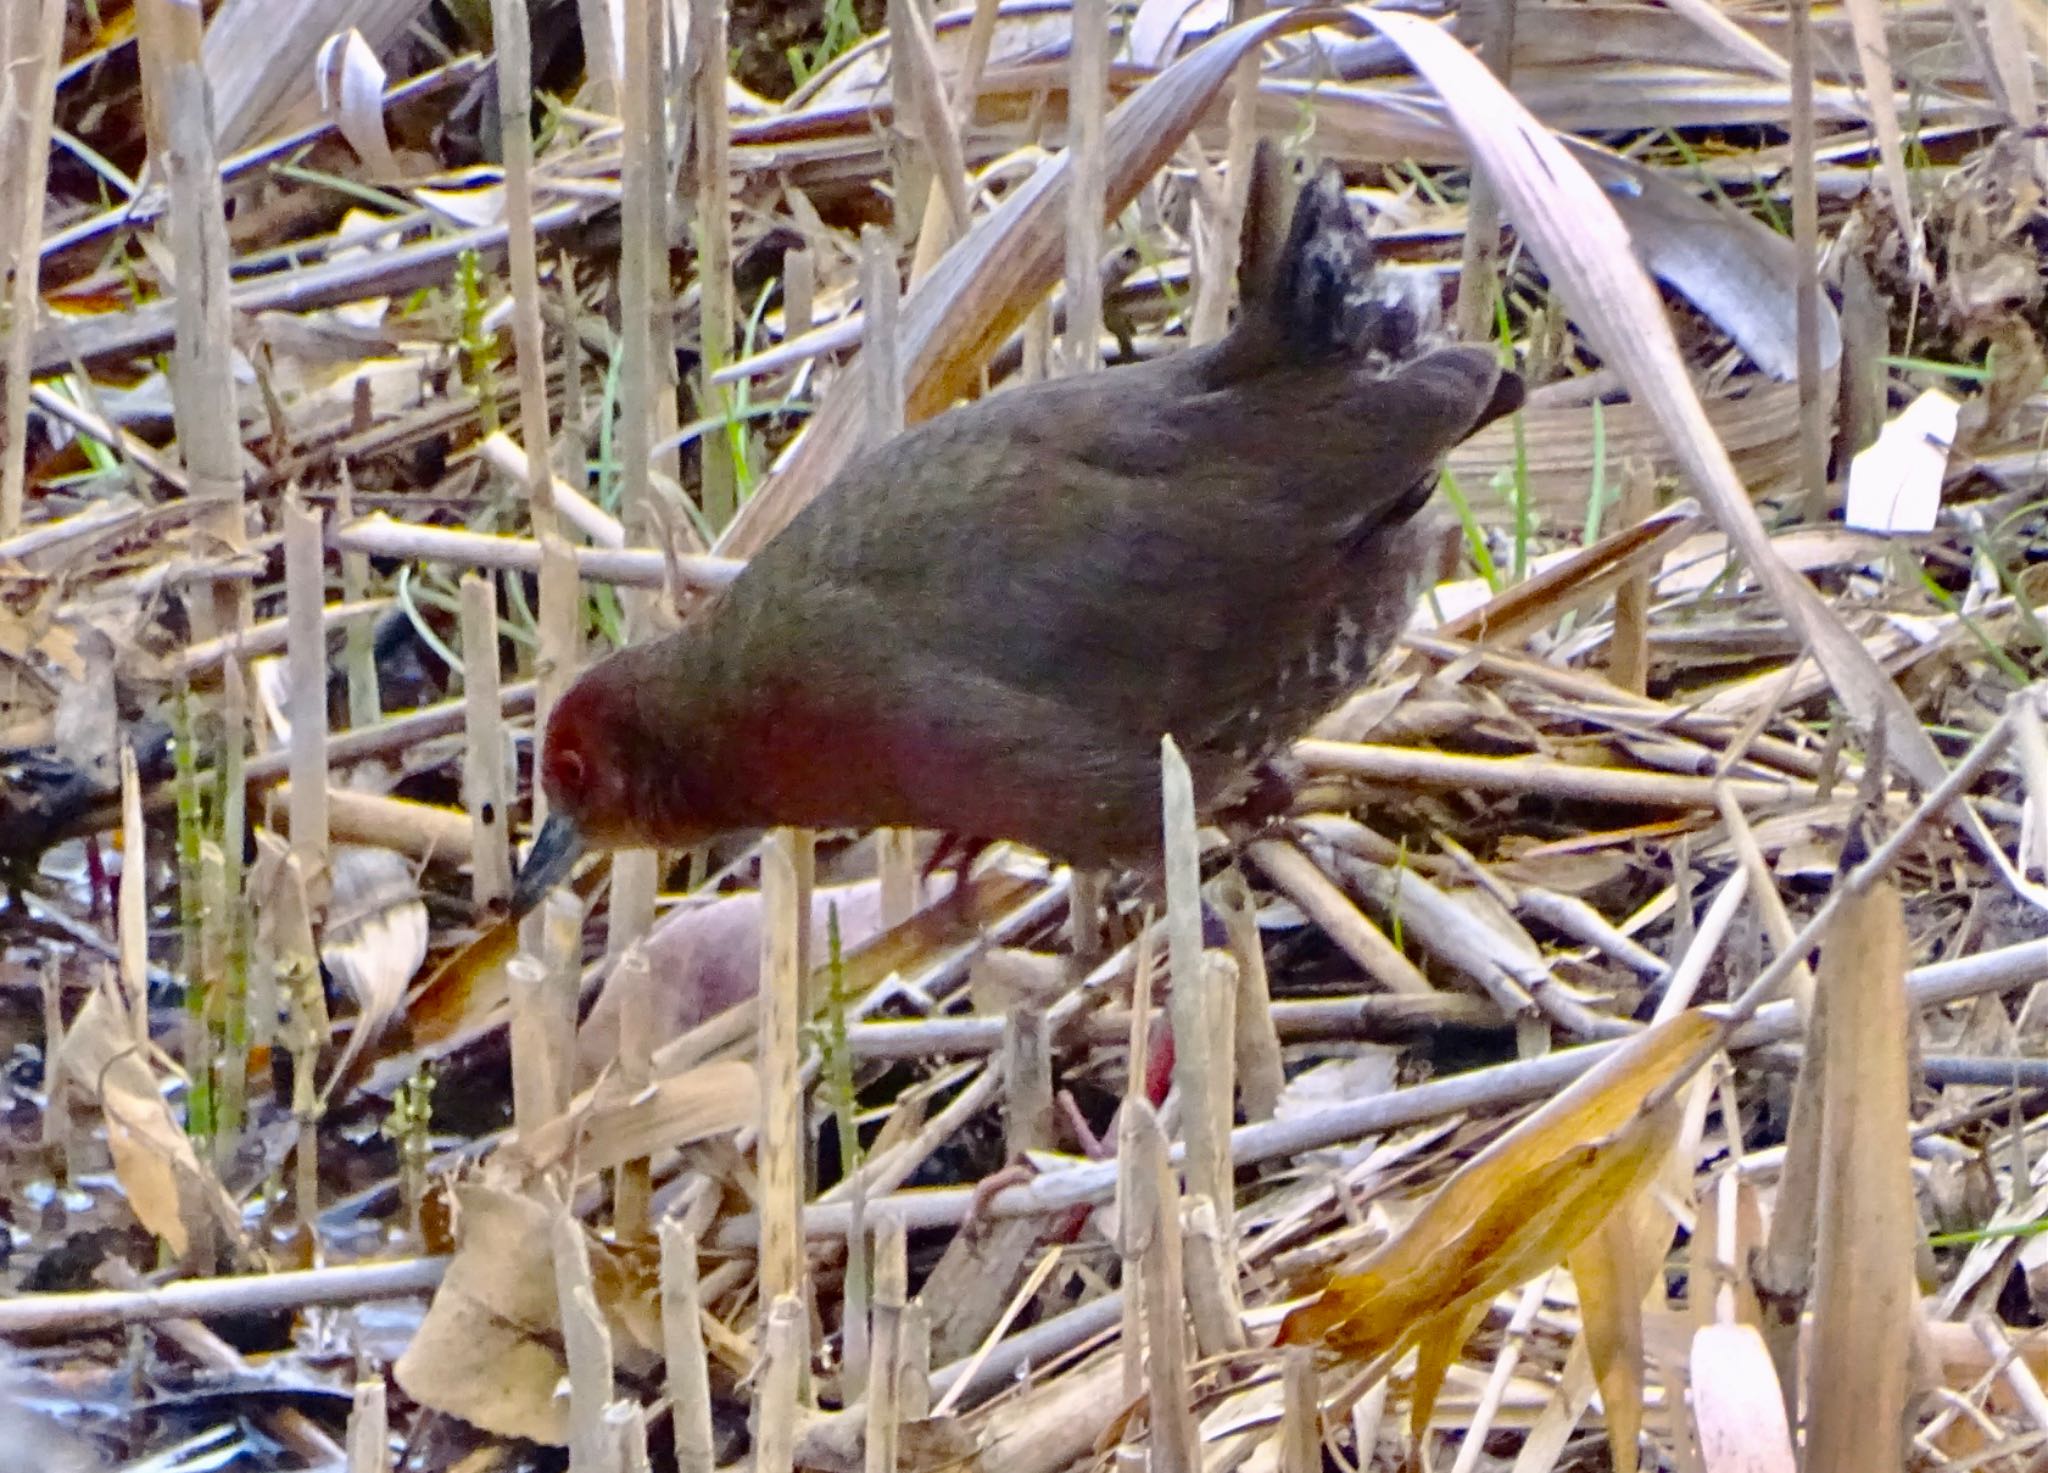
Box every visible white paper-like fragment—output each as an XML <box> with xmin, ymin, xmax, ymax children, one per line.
<box><xmin>315</xmin><ymin>30</ymin><xmax>400</xmax><ymax>178</ymax></box>
<box><xmin>1844</xmin><ymin>387</ymin><xmax>1959</xmax><ymax>533</ymax></box>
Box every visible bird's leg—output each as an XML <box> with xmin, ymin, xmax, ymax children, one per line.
<box><xmin>921</xmin><ymin>833</ymin><xmax>994</xmax><ymax>918</ymax></box>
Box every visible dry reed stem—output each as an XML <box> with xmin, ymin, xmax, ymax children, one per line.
<box><xmin>1213</xmin><ymin>869</ymin><xmax>1284</xmax><ymax>1123</ymax></box>
<box><xmin>691</xmin><ymin>0</ymin><xmax>738</xmax><ymax>526</ymax></box>
<box><xmin>1281</xmin><ymin>1345</ymin><xmax>1319</xmax><ymax>1473</ymax></box>
<box><xmin>1062</xmin><ymin>0</ymin><xmax>1109</xmax><ymax>374</ymax></box>
<box><xmin>149</xmin><ymin>0</ymin><xmax>247</xmax><ymax>646</ymax></box>
<box><xmin>1123</xmin><ymin>1098</ymin><xmax>1198</xmax><ymax>1473</ymax></box>
<box><xmin>346</xmin><ymin>1377</ymin><xmax>388</xmax><ymax>1473</ymax></box>
<box><xmin>331</xmin><ymin>514</ymin><xmax>739</xmax><ymax>591</ymax></box>
<box><xmin>273</xmin><ymin>785</ymin><xmax>471</xmax><ymax>866</ymax></box>
<box><xmin>534</xmin><ymin>534</ymin><xmax>584</xmax><ymax>835</ymax></box>
<box><xmin>1246</xmin><ymin>839</ymin><xmax>1435</xmax><ymax>997</ymax></box>
<box><xmin>611</xmin><ymin>945</ymin><xmax>654</xmax><ymax>1236</ymax></box>
<box><xmin>561</xmin><ymin>1269</ymin><xmax>616</xmax><ymax>1473</ymax></box>
<box><xmin>1298</xmin><ymin>740</ymin><xmax>1814</xmax><ymax>809</ymax></box>
<box><xmin>176</xmin><ymin>599</ymin><xmax>391</xmax><ymax>681</ymax></box>
<box><xmin>908</xmin><ymin>0</ymin><xmax>1003</xmax><ymax>285</ymax></box>
<box><xmin>479</xmin><ymin>433</ymin><xmax>626</xmax><ymax>547</ymax></box>
<box><xmin>608</xmin><ymin>1400</ymin><xmax>652</xmax><ymax>1473</ymax></box>
<box><xmin>0</xmin><ymin>1256</ymin><xmax>451</xmax><ymax>1336</ymax></box>
<box><xmin>866</xmin><ymin>1217</ymin><xmax>908</xmax><ymax>1473</ymax></box>
<box><xmin>754</xmin><ymin>1295</ymin><xmax>807</xmax><ymax>1473</ymax></box>
<box><xmin>0</xmin><ymin>0</ymin><xmax>64</xmax><ymax>536</ymax></box>
<box><xmin>118</xmin><ymin>747</ymin><xmax>148</xmax><ymax>1048</ymax></box>
<box><xmin>460</xmin><ymin>575</ymin><xmax>513</xmax><ymax>910</ymax></box>
<box><xmin>1788</xmin><ymin>0</ymin><xmax>1829</xmax><ymax>519</ymax></box>
<box><xmin>660</xmin><ymin>1222</ymin><xmax>717</xmax><ymax>1473</ymax></box>
<box><xmin>757</xmin><ymin>830</ymin><xmax>806</xmax><ymax>1305</ymax></box>
<box><xmin>487</xmin><ymin>0</ymin><xmax>559</xmax><ymax>549</ymax></box>
<box><xmin>1453</xmin><ymin>0</ymin><xmax>1515</xmax><ymax>341</ymax></box>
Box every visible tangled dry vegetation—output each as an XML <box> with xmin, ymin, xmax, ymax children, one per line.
<box><xmin>5</xmin><ymin>0</ymin><xmax>2048</xmax><ymax>1470</ymax></box>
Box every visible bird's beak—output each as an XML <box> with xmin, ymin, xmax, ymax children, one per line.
<box><xmin>511</xmin><ymin>812</ymin><xmax>585</xmax><ymax>918</ymax></box>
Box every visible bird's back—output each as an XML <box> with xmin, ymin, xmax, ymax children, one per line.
<box><xmin>680</xmin><ymin>154</ymin><xmax>1521</xmax><ymax>861</ymax></box>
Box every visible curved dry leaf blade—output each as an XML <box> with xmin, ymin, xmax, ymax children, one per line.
<box><xmin>1569</xmin><ymin>1213</ymin><xmax>1652</xmax><ymax>1473</ymax></box>
<box><xmin>722</xmin><ymin>5</ymin><xmax>1320</xmax><ymax>557</ymax></box>
<box><xmin>1355</xmin><ymin>7</ymin><xmax>1948</xmax><ymax>794</ymax></box>
<box><xmin>1408</xmin><ymin>1296</ymin><xmax>1489</xmax><ymax>1437</ymax></box>
<box><xmin>1281</xmin><ymin>1011</ymin><xmax>1714</xmax><ymax>1357</ymax></box>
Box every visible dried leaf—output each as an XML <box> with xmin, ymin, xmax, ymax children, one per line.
<box><xmin>393</xmin><ymin>1184</ymin><xmax>571</xmax><ymax>1445</ymax></box>
<box><xmin>52</xmin><ymin>977</ymin><xmax>239</xmax><ymax>1264</ymax></box>
<box><xmin>1279</xmin><ymin>1009</ymin><xmax>1716</xmax><ymax>1430</ymax></box>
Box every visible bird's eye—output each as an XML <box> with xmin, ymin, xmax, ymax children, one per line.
<box><xmin>552</xmin><ymin>746</ymin><xmax>587</xmax><ymax>794</ymax></box>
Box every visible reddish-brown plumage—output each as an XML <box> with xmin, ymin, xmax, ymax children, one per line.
<box><xmin>517</xmin><ymin>143</ymin><xmax>1523</xmax><ymax>908</ymax></box>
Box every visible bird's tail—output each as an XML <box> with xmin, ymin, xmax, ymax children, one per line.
<box><xmin>1231</xmin><ymin>140</ymin><xmax>1442</xmax><ymax>368</ymax></box>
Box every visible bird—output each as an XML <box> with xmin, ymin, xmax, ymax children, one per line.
<box><xmin>512</xmin><ymin>142</ymin><xmax>1524</xmax><ymax>913</ymax></box>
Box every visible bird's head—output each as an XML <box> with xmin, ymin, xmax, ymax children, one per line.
<box><xmin>512</xmin><ymin>653</ymin><xmax>695</xmax><ymax>917</ymax></box>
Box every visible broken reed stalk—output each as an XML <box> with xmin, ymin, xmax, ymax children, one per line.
<box><xmin>784</xmin><ymin>246</ymin><xmax>816</xmax><ymax>341</ymax></box>
<box><xmin>509</xmin><ymin>890</ymin><xmax>582</xmax><ymax>1132</ymax></box>
<box><xmin>575</xmin><ymin>0</ymin><xmax>619</xmax><ymax>108</ymax></box>
<box><xmin>754</xmin><ymin>1294</ymin><xmax>807</xmax><ymax>1473</ymax></box>
<box><xmin>1453</xmin><ymin>0</ymin><xmax>1516</xmax><ymax>340</ymax></box>
<box><xmin>553</xmin><ymin>1207</ymin><xmax>617</xmax><ymax>1473</ymax></box>
<box><xmin>1713</xmin><ymin>785</ymin><xmax>1815</xmax><ymax>1016</ymax></box>
<box><xmin>608</xmin><ymin>1400</ymin><xmax>653</xmax><ymax>1473</ymax></box>
<box><xmin>145</xmin><ymin>0</ymin><xmax>248</xmax><ymax>647</ymax></box>
<box><xmin>1189</xmin><ymin>0</ymin><xmax>1260</xmax><ymax>345</ymax></box>
<box><xmin>285</xmin><ymin>497</ymin><xmax>330</xmax><ymax>899</ymax></box>
<box><xmin>1062</xmin><ymin>0</ymin><xmax>1109</xmax><ymax>374</ymax></box>
<box><xmin>867</xmin><ymin>1218</ymin><xmax>908</xmax><ymax>1473</ymax></box>
<box><xmin>611</xmin><ymin>945</ymin><xmax>654</xmax><ymax>1236</ymax></box>
<box><xmin>173</xmin><ymin>597</ymin><xmax>389</xmax><ymax>681</ymax></box>
<box><xmin>460</xmin><ymin>575</ymin><xmax>513</xmax><ymax>910</ymax></box>
<box><xmin>690</xmin><ymin>0</ymin><xmax>738</xmax><ymax>528</ymax></box>
<box><xmin>660</xmin><ymin>1222</ymin><xmax>718</xmax><ymax>1473</ymax></box>
<box><xmin>1281</xmin><ymin>1346</ymin><xmax>1319</xmax><ymax>1473</ymax></box>
<box><xmin>1607</xmin><ymin>469</ymin><xmax>1653</xmax><ymax>694</ymax></box>
<box><xmin>907</xmin><ymin>0</ymin><xmax>1003</xmax><ymax>285</ymax></box>
<box><xmin>1446</xmin><ymin>1276</ymin><xmax>1549</xmax><ymax>1473</ymax></box>
<box><xmin>333</xmin><ymin>475</ymin><xmax>381</xmax><ymax>724</ymax></box>
<box><xmin>0</xmin><ymin>0</ymin><xmax>65</xmax><ymax>537</ymax></box>
<box><xmin>1161</xmin><ymin>738</ymin><xmax>1235</xmax><ymax>1251</ymax></box>
<box><xmin>614</xmin><ymin>6</ymin><xmax>672</xmax><ymax>540</ymax></box>
<box><xmin>861</xmin><ymin>225</ymin><xmax>922</xmax><ymax>926</ymax></box>
<box><xmin>119</xmin><ymin>747</ymin><xmax>149</xmax><ymax>1050</ymax></box>
<box><xmin>1213</xmin><ymin>869</ymin><xmax>1284</xmax><ymax>1121</ymax></box>
<box><xmin>892</xmin><ymin>0</ymin><xmax>972</xmax><ymax>279</ymax></box>
<box><xmin>1788</xmin><ymin>0</ymin><xmax>1829</xmax><ymax>521</ymax></box>
<box><xmin>1122</xmin><ymin>1099</ymin><xmax>1199</xmax><ymax>1473</ymax></box>
<box><xmin>758</xmin><ymin>830</ymin><xmax>807</xmax><ymax>1305</ymax></box>
<box><xmin>39</xmin><ymin>958</ymin><xmax>73</xmax><ymax>1170</ymax></box>
<box><xmin>346</xmin><ymin>1376</ymin><xmax>388</xmax><ymax>1473</ymax></box>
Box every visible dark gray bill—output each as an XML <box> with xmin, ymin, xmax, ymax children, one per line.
<box><xmin>511</xmin><ymin>812</ymin><xmax>585</xmax><ymax>918</ymax></box>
